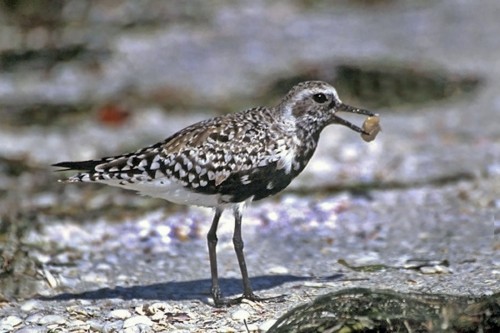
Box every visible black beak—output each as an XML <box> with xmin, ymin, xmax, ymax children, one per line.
<box><xmin>332</xmin><ymin>103</ymin><xmax>376</xmax><ymax>135</ymax></box>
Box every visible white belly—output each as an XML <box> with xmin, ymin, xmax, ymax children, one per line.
<box><xmin>98</xmin><ymin>178</ymin><xmax>223</xmax><ymax>207</ymax></box>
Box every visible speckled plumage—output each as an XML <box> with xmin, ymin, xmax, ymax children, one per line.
<box><xmin>53</xmin><ymin>80</ymin><xmax>377</xmax><ymax>306</ymax></box>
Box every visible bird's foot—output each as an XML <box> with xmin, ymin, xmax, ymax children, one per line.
<box><xmin>213</xmin><ymin>293</ymin><xmax>287</xmax><ymax>307</ymax></box>
<box><xmin>240</xmin><ymin>292</ymin><xmax>287</xmax><ymax>304</ymax></box>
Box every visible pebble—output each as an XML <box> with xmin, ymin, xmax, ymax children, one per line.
<box><xmin>82</xmin><ymin>271</ymin><xmax>108</xmax><ymax>283</ymax></box>
<box><xmin>109</xmin><ymin>309</ymin><xmax>132</xmax><ymax>320</ymax></box>
<box><xmin>148</xmin><ymin>302</ymin><xmax>173</xmax><ymax>313</ymax></box>
<box><xmin>67</xmin><ymin>319</ymin><xmax>90</xmax><ymax>331</ymax></box>
<box><xmin>150</xmin><ymin>311</ymin><xmax>164</xmax><ymax>321</ymax></box>
<box><xmin>20</xmin><ymin>300</ymin><xmax>41</xmax><ymax>312</ymax></box>
<box><xmin>231</xmin><ymin>309</ymin><xmax>250</xmax><ymax>321</ymax></box>
<box><xmin>79</xmin><ymin>299</ymin><xmax>93</xmax><ymax>306</ymax></box>
<box><xmin>25</xmin><ymin>313</ymin><xmax>45</xmax><ymax>324</ymax></box>
<box><xmin>303</xmin><ymin>281</ymin><xmax>326</xmax><ymax>288</ymax></box>
<box><xmin>217</xmin><ymin>327</ymin><xmax>237</xmax><ymax>333</ymax></box>
<box><xmin>123</xmin><ymin>315</ymin><xmax>153</xmax><ymax>328</ymax></box>
<box><xmin>37</xmin><ymin>314</ymin><xmax>66</xmax><ymax>325</ymax></box>
<box><xmin>0</xmin><ymin>315</ymin><xmax>23</xmax><ymax>327</ymax></box>
<box><xmin>102</xmin><ymin>320</ymin><xmax>123</xmax><ymax>332</ymax></box>
<box><xmin>267</xmin><ymin>265</ymin><xmax>289</xmax><ymax>274</ymax></box>
<box><xmin>420</xmin><ymin>265</ymin><xmax>451</xmax><ymax>274</ymax></box>
<box><xmin>96</xmin><ymin>262</ymin><xmax>112</xmax><ymax>270</ymax></box>
<box><xmin>87</xmin><ymin>319</ymin><xmax>105</xmax><ymax>332</ymax></box>
<box><xmin>16</xmin><ymin>327</ymin><xmax>48</xmax><ymax>333</ymax></box>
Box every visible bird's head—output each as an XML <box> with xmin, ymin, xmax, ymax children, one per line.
<box><xmin>278</xmin><ymin>81</ymin><xmax>375</xmax><ymax>135</ymax></box>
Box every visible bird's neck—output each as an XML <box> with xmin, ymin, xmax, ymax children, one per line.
<box><xmin>297</xmin><ymin>121</ymin><xmax>322</xmax><ymax>155</ymax></box>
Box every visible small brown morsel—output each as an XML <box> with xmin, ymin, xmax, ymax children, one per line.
<box><xmin>361</xmin><ymin>115</ymin><xmax>381</xmax><ymax>142</ymax></box>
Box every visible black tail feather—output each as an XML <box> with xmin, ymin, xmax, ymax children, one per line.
<box><xmin>52</xmin><ymin>160</ymin><xmax>101</xmax><ymax>172</ymax></box>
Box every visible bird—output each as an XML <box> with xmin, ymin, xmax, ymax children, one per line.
<box><xmin>53</xmin><ymin>81</ymin><xmax>379</xmax><ymax>306</ymax></box>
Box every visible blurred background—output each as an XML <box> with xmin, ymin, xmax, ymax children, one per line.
<box><xmin>1</xmin><ymin>0</ymin><xmax>494</xmax><ymax>197</ymax></box>
<box><xmin>0</xmin><ymin>0</ymin><xmax>498</xmax><ymax>329</ymax></box>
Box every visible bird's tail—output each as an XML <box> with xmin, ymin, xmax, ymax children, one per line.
<box><xmin>52</xmin><ymin>159</ymin><xmax>103</xmax><ymax>182</ymax></box>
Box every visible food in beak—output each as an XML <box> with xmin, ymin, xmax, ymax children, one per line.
<box><xmin>361</xmin><ymin>115</ymin><xmax>381</xmax><ymax>142</ymax></box>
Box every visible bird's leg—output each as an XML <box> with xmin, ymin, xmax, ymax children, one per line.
<box><xmin>207</xmin><ymin>207</ymin><xmax>224</xmax><ymax>306</ymax></box>
<box><xmin>232</xmin><ymin>205</ymin><xmax>258</xmax><ymax>300</ymax></box>
<box><xmin>208</xmin><ymin>205</ymin><xmax>285</xmax><ymax>306</ymax></box>
<box><xmin>230</xmin><ymin>205</ymin><xmax>288</xmax><ymax>305</ymax></box>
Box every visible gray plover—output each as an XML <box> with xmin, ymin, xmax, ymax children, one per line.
<box><xmin>53</xmin><ymin>81</ymin><xmax>380</xmax><ymax>306</ymax></box>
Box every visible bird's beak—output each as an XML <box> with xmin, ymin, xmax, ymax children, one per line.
<box><xmin>331</xmin><ymin>103</ymin><xmax>376</xmax><ymax>135</ymax></box>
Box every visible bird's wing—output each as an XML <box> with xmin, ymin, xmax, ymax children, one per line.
<box><xmin>53</xmin><ymin>108</ymin><xmax>290</xmax><ymax>189</ymax></box>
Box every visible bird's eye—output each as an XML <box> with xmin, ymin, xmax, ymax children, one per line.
<box><xmin>312</xmin><ymin>93</ymin><xmax>328</xmax><ymax>103</ymax></box>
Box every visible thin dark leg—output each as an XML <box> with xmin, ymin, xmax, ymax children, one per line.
<box><xmin>231</xmin><ymin>205</ymin><xmax>287</xmax><ymax>305</ymax></box>
<box><xmin>232</xmin><ymin>205</ymin><xmax>256</xmax><ymax>299</ymax></box>
<box><xmin>207</xmin><ymin>207</ymin><xmax>224</xmax><ymax>306</ymax></box>
<box><xmin>207</xmin><ymin>205</ymin><xmax>286</xmax><ymax>306</ymax></box>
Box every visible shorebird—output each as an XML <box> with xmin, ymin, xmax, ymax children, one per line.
<box><xmin>53</xmin><ymin>81</ymin><xmax>380</xmax><ymax>306</ymax></box>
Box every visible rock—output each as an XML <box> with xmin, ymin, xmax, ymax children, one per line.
<box><xmin>37</xmin><ymin>314</ymin><xmax>66</xmax><ymax>325</ymax></box>
<box><xmin>15</xmin><ymin>327</ymin><xmax>48</xmax><ymax>333</ymax></box>
<box><xmin>0</xmin><ymin>315</ymin><xmax>23</xmax><ymax>327</ymax></box>
<box><xmin>25</xmin><ymin>313</ymin><xmax>44</xmax><ymax>324</ymax></box>
<box><xmin>20</xmin><ymin>300</ymin><xmax>41</xmax><ymax>312</ymax></box>
<box><xmin>267</xmin><ymin>265</ymin><xmax>289</xmax><ymax>274</ymax></box>
<box><xmin>87</xmin><ymin>319</ymin><xmax>105</xmax><ymax>332</ymax></box>
<box><xmin>67</xmin><ymin>319</ymin><xmax>90</xmax><ymax>331</ymax></box>
<box><xmin>123</xmin><ymin>315</ymin><xmax>153</xmax><ymax>328</ymax></box>
<box><xmin>231</xmin><ymin>309</ymin><xmax>250</xmax><ymax>321</ymax></box>
<box><xmin>420</xmin><ymin>265</ymin><xmax>451</xmax><ymax>274</ymax></box>
<box><xmin>148</xmin><ymin>302</ymin><xmax>173</xmax><ymax>314</ymax></box>
<box><xmin>102</xmin><ymin>320</ymin><xmax>123</xmax><ymax>332</ymax></box>
<box><xmin>0</xmin><ymin>316</ymin><xmax>23</xmax><ymax>332</ymax></box>
<box><xmin>108</xmin><ymin>309</ymin><xmax>132</xmax><ymax>320</ymax></box>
